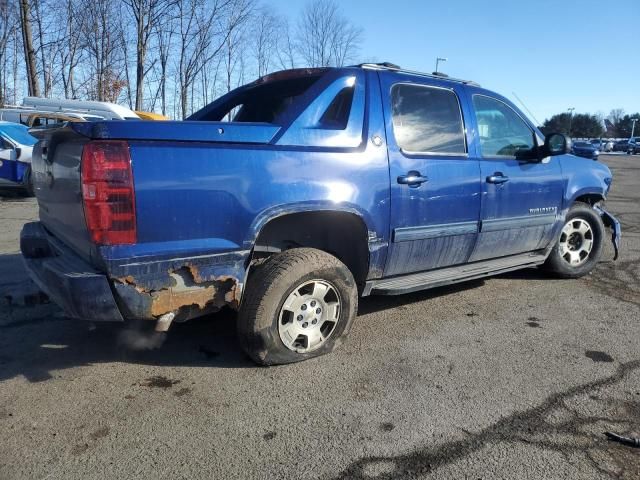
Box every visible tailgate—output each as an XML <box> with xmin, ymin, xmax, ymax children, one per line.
<box><xmin>30</xmin><ymin>126</ymin><xmax>95</xmax><ymax>263</ymax></box>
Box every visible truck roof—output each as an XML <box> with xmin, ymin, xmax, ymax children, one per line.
<box><xmin>250</xmin><ymin>63</ymin><xmax>480</xmax><ymax>89</ymax></box>
<box><xmin>358</xmin><ymin>62</ymin><xmax>481</xmax><ymax>87</ymax></box>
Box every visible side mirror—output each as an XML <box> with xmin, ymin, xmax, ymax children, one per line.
<box><xmin>0</xmin><ymin>148</ymin><xmax>17</xmax><ymax>161</ymax></box>
<box><xmin>542</xmin><ymin>133</ymin><xmax>570</xmax><ymax>157</ymax></box>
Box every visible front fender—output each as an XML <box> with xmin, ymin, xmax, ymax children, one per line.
<box><xmin>560</xmin><ymin>154</ymin><xmax>612</xmax><ymax>208</ymax></box>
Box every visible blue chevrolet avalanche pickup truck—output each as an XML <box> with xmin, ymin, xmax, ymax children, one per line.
<box><xmin>21</xmin><ymin>63</ymin><xmax>621</xmax><ymax>365</ymax></box>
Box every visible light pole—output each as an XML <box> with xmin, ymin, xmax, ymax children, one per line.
<box><xmin>567</xmin><ymin>107</ymin><xmax>575</xmax><ymax>136</ymax></box>
<box><xmin>435</xmin><ymin>57</ymin><xmax>447</xmax><ymax>74</ymax></box>
<box><xmin>631</xmin><ymin>118</ymin><xmax>638</xmax><ymax>139</ymax></box>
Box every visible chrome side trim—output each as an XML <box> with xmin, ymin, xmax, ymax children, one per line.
<box><xmin>393</xmin><ymin>221</ymin><xmax>478</xmax><ymax>242</ymax></box>
<box><xmin>481</xmin><ymin>214</ymin><xmax>557</xmax><ymax>232</ymax></box>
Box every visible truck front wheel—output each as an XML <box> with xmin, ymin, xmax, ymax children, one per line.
<box><xmin>238</xmin><ymin>248</ymin><xmax>358</xmax><ymax>365</ymax></box>
<box><xmin>543</xmin><ymin>203</ymin><xmax>605</xmax><ymax>278</ymax></box>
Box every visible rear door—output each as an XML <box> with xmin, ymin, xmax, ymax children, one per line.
<box><xmin>465</xmin><ymin>90</ymin><xmax>563</xmax><ymax>261</ymax></box>
<box><xmin>380</xmin><ymin>72</ymin><xmax>481</xmax><ymax>277</ymax></box>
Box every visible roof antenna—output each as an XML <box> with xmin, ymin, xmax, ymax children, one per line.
<box><xmin>512</xmin><ymin>91</ymin><xmax>541</xmax><ymax>126</ymax></box>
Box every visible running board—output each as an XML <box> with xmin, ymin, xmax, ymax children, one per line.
<box><xmin>364</xmin><ymin>252</ymin><xmax>547</xmax><ymax>296</ymax></box>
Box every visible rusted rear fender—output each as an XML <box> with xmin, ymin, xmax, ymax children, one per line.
<box><xmin>108</xmin><ymin>250</ymin><xmax>250</xmax><ymax>320</ymax></box>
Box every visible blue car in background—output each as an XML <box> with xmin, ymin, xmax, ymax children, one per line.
<box><xmin>571</xmin><ymin>141</ymin><xmax>599</xmax><ymax>160</ymax></box>
<box><xmin>0</xmin><ymin>122</ymin><xmax>37</xmax><ymax>194</ymax></box>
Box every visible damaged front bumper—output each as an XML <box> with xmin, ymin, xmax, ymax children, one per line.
<box><xmin>20</xmin><ymin>222</ymin><xmax>248</xmax><ymax>322</ymax></box>
<box><xmin>594</xmin><ymin>205</ymin><xmax>621</xmax><ymax>260</ymax></box>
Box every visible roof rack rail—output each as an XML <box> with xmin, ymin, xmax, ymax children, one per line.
<box><xmin>357</xmin><ymin>62</ymin><xmax>481</xmax><ymax>87</ymax></box>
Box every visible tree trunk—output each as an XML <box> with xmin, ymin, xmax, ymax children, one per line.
<box><xmin>19</xmin><ymin>0</ymin><xmax>40</xmax><ymax>97</ymax></box>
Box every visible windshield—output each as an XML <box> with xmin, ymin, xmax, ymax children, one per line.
<box><xmin>0</xmin><ymin>124</ymin><xmax>37</xmax><ymax>146</ymax></box>
<box><xmin>574</xmin><ymin>142</ymin><xmax>589</xmax><ymax>147</ymax></box>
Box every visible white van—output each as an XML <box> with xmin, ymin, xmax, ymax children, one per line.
<box><xmin>0</xmin><ymin>98</ymin><xmax>139</xmax><ymax>125</ymax></box>
<box><xmin>22</xmin><ymin>97</ymin><xmax>139</xmax><ymax>120</ymax></box>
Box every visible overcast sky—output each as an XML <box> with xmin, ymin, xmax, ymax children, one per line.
<box><xmin>273</xmin><ymin>0</ymin><xmax>640</xmax><ymax>124</ymax></box>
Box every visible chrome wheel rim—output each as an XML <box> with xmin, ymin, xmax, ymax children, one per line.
<box><xmin>278</xmin><ymin>279</ymin><xmax>341</xmax><ymax>353</ymax></box>
<box><xmin>559</xmin><ymin>218</ymin><xmax>594</xmax><ymax>267</ymax></box>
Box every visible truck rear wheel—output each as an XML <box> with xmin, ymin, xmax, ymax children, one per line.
<box><xmin>543</xmin><ymin>203</ymin><xmax>604</xmax><ymax>278</ymax></box>
<box><xmin>237</xmin><ymin>248</ymin><xmax>358</xmax><ymax>365</ymax></box>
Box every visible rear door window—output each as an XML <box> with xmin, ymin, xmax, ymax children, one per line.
<box><xmin>391</xmin><ymin>84</ymin><xmax>466</xmax><ymax>155</ymax></box>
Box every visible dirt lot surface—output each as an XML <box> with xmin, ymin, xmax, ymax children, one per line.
<box><xmin>1</xmin><ymin>154</ymin><xmax>639</xmax><ymax>479</ymax></box>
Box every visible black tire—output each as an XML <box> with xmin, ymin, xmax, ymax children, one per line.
<box><xmin>237</xmin><ymin>248</ymin><xmax>358</xmax><ymax>366</ymax></box>
<box><xmin>543</xmin><ymin>203</ymin><xmax>605</xmax><ymax>278</ymax></box>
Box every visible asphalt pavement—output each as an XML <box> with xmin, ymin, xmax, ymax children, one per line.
<box><xmin>0</xmin><ymin>154</ymin><xmax>638</xmax><ymax>479</ymax></box>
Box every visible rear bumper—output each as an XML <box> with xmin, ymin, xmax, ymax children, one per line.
<box><xmin>20</xmin><ymin>222</ymin><xmax>249</xmax><ymax>322</ymax></box>
<box><xmin>20</xmin><ymin>222</ymin><xmax>124</xmax><ymax>321</ymax></box>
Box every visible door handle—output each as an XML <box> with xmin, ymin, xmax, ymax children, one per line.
<box><xmin>397</xmin><ymin>170</ymin><xmax>428</xmax><ymax>188</ymax></box>
<box><xmin>486</xmin><ymin>173</ymin><xmax>509</xmax><ymax>184</ymax></box>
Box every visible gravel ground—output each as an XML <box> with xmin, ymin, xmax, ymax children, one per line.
<box><xmin>0</xmin><ymin>154</ymin><xmax>638</xmax><ymax>480</ymax></box>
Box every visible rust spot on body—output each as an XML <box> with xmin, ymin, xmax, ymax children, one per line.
<box><xmin>115</xmin><ymin>267</ymin><xmax>240</xmax><ymax>318</ymax></box>
<box><xmin>150</xmin><ymin>284</ymin><xmax>221</xmax><ymax>316</ymax></box>
<box><xmin>116</xmin><ymin>276</ymin><xmax>147</xmax><ymax>293</ymax></box>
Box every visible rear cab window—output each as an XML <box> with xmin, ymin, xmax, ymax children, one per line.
<box><xmin>391</xmin><ymin>84</ymin><xmax>467</xmax><ymax>155</ymax></box>
<box><xmin>188</xmin><ymin>68</ymin><xmax>365</xmax><ymax>148</ymax></box>
<box><xmin>189</xmin><ymin>69</ymin><xmax>329</xmax><ymax>124</ymax></box>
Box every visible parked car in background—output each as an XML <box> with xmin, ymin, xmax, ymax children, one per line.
<box><xmin>572</xmin><ymin>141</ymin><xmax>599</xmax><ymax>160</ymax></box>
<box><xmin>22</xmin><ymin>97</ymin><xmax>139</xmax><ymax>120</ymax></box>
<box><xmin>590</xmin><ymin>139</ymin><xmax>614</xmax><ymax>152</ymax></box>
<box><xmin>135</xmin><ymin>111</ymin><xmax>170</xmax><ymax>121</ymax></box>
<box><xmin>21</xmin><ymin>63</ymin><xmax>621</xmax><ymax>365</ymax></box>
<box><xmin>613</xmin><ymin>140</ymin><xmax>629</xmax><ymax>152</ymax></box>
<box><xmin>0</xmin><ymin>122</ymin><xmax>37</xmax><ymax>194</ymax></box>
<box><xmin>0</xmin><ymin>98</ymin><xmax>139</xmax><ymax>126</ymax></box>
<box><xmin>628</xmin><ymin>137</ymin><xmax>640</xmax><ymax>154</ymax></box>
<box><xmin>27</xmin><ymin>112</ymin><xmax>104</xmax><ymax>128</ymax></box>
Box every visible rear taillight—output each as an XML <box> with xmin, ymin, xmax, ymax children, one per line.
<box><xmin>81</xmin><ymin>141</ymin><xmax>137</xmax><ymax>245</ymax></box>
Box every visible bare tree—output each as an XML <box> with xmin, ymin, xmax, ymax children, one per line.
<box><xmin>609</xmin><ymin>109</ymin><xmax>625</xmax><ymax>126</ymax></box>
<box><xmin>221</xmin><ymin>0</ymin><xmax>254</xmax><ymax>94</ymax></box>
<box><xmin>296</xmin><ymin>0</ymin><xmax>362</xmax><ymax>67</ymax></box>
<box><xmin>152</xmin><ymin>16</ymin><xmax>176</xmax><ymax>115</ymax></box>
<box><xmin>250</xmin><ymin>6</ymin><xmax>279</xmax><ymax>77</ymax></box>
<box><xmin>10</xmin><ymin>0</ymin><xmax>365</xmax><ymax>116</ymax></box>
<box><xmin>276</xmin><ymin>18</ymin><xmax>296</xmax><ymax>70</ymax></box>
<box><xmin>0</xmin><ymin>0</ymin><xmax>17</xmax><ymax>105</ymax></box>
<box><xmin>80</xmin><ymin>0</ymin><xmax>126</xmax><ymax>102</ymax></box>
<box><xmin>19</xmin><ymin>0</ymin><xmax>40</xmax><ymax>96</ymax></box>
<box><xmin>176</xmin><ymin>0</ymin><xmax>252</xmax><ymax>119</ymax></box>
<box><xmin>123</xmin><ymin>0</ymin><xmax>176</xmax><ymax>110</ymax></box>
<box><xmin>329</xmin><ymin>12</ymin><xmax>361</xmax><ymax>67</ymax></box>
<box><xmin>58</xmin><ymin>0</ymin><xmax>84</xmax><ymax>99</ymax></box>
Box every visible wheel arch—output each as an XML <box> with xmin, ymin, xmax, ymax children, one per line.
<box><xmin>567</xmin><ymin>186</ymin><xmax>606</xmax><ymax>208</ymax></box>
<box><xmin>249</xmin><ymin>209</ymin><xmax>372</xmax><ymax>286</ymax></box>
<box><xmin>573</xmin><ymin>192</ymin><xmax>605</xmax><ymax>206</ymax></box>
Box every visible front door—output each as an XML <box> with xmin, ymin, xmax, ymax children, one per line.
<box><xmin>466</xmin><ymin>91</ymin><xmax>564</xmax><ymax>262</ymax></box>
<box><xmin>381</xmin><ymin>73</ymin><xmax>481</xmax><ymax>277</ymax></box>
